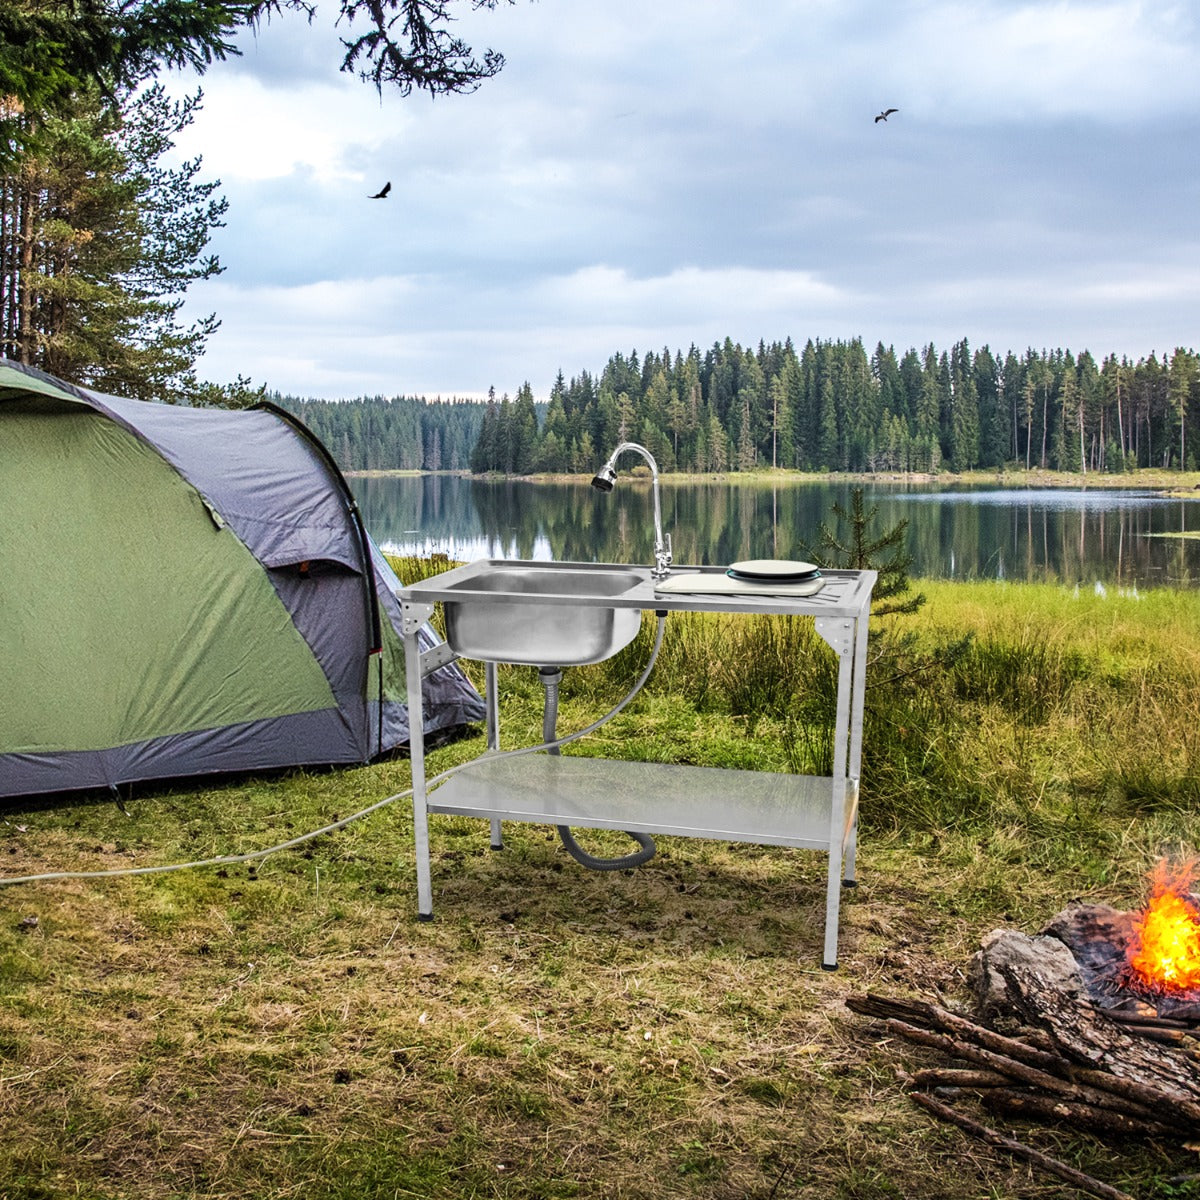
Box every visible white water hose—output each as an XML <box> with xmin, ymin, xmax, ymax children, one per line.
<box><xmin>0</xmin><ymin>615</ymin><xmax>668</xmax><ymax>888</ymax></box>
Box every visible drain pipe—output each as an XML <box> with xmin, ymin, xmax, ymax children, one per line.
<box><xmin>539</xmin><ymin>666</ymin><xmax>657</xmax><ymax>871</ymax></box>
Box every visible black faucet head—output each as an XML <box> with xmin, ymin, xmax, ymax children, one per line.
<box><xmin>591</xmin><ymin>464</ymin><xmax>617</xmax><ymax>492</ymax></box>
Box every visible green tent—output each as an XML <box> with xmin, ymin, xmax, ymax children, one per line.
<box><xmin>0</xmin><ymin>358</ymin><xmax>483</xmax><ymax>798</ymax></box>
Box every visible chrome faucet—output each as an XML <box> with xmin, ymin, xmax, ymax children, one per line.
<box><xmin>591</xmin><ymin>442</ymin><xmax>673</xmax><ymax>579</ymax></box>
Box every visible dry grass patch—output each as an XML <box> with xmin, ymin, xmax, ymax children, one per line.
<box><xmin>3</xmin><ymin>808</ymin><xmax>1192</xmax><ymax>1199</ymax></box>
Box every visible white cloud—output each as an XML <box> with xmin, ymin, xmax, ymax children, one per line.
<box><xmin>888</xmin><ymin>1</ymin><xmax>1200</xmax><ymax>122</ymax></box>
<box><xmin>532</xmin><ymin>264</ymin><xmax>853</xmax><ymax>325</ymax></box>
<box><xmin>188</xmin><ymin>263</ymin><xmax>859</xmax><ymax>396</ymax></box>
<box><xmin>173</xmin><ymin>74</ymin><xmax>407</xmax><ymax>183</ymax></box>
<box><xmin>160</xmin><ymin>0</ymin><xmax>1200</xmax><ymax>396</ymax></box>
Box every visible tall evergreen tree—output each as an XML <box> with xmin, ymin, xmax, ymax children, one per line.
<box><xmin>470</xmin><ymin>386</ymin><xmax>500</xmax><ymax>472</ymax></box>
<box><xmin>0</xmin><ymin>83</ymin><xmax>225</xmax><ymax>401</ymax></box>
<box><xmin>510</xmin><ymin>381</ymin><xmax>539</xmax><ymax>474</ymax></box>
<box><xmin>947</xmin><ymin>339</ymin><xmax>979</xmax><ymax>472</ymax></box>
<box><xmin>1167</xmin><ymin>349</ymin><xmax>1198</xmax><ymax>470</ymax></box>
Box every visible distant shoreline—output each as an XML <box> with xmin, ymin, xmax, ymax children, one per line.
<box><xmin>345</xmin><ymin>466</ymin><xmax>1200</xmax><ymax>493</ymax></box>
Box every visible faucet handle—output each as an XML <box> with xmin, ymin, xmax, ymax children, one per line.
<box><xmin>654</xmin><ymin>532</ymin><xmax>673</xmax><ymax>578</ymax></box>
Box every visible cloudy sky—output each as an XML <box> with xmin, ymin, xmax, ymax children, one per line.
<box><xmin>165</xmin><ymin>0</ymin><xmax>1200</xmax><ymax>400</ymax></box>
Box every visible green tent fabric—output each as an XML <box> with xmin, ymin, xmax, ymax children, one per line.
<box><xmin>0</xmin><ymin>359</ymin><xmax>484</xmax><ymax>798</ymax></box>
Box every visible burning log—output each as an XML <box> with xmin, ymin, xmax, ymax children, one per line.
<box><xmin>1039</xmin><ymin>860</ymin><xmax>1200</xmax><ymax>1023</ymax></box>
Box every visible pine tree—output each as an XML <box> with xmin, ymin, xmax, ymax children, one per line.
<box><xmin>973</xmin><ymin>345</ymin><xmax>1005</xmax><ymax>468</ymax></box>
<box><xmin>948</xmin><ymin>339</ymin><xmax>979</xmax><ymax>472</ymax></box>
<box><xmin>769</xmin><ymin>370</ymin><xmax>791</xmax><ymax>469</ymax></box>
<box><xmin>0</xmin><ymin>84</ymin><xmax>225</xmax><ymax>401</ymax></box>
<box><xmin>817</xmin><ymin>377</ymin><xmax>838</xmax><ymax>470</ymax></box>
<box><xmin>735</xmin><ymin>387</ymin><xmax>755</xmax><ymax>470</ymax></box>
<box><xmin>510</xmin><ymin>381</ymin><xmax>539</xmax><ymax>474</ymax></box>
<box><xmin>470</xmin><ymin>387</ymin><xmax>500</xmax><ymax>472</ymax></box>
<box><xmin>806</xmin><ymin>488</ymin><xmax>924</xmax><ymax>617</ymax></box>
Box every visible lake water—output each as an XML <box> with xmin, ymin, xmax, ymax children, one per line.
<box><xmin>349</xmin><ymin>475</ymin><xmax>1200</xmax><ymax>589</ymax></box>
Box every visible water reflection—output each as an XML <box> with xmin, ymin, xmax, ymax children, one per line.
<box><xmin>350</xmin><ymin>476</ymin><xmax>1200</xmax><ymax>589</ymax></box>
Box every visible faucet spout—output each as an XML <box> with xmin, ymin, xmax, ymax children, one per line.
<box><xmin>592</xmin><ymin>442</ymin><xmax>673</xmax><ymax>579</ymax></box>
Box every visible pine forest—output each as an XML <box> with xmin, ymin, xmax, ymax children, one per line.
<box><xmin>280</xmin><ymin>337</ymin><xmax>1199</xmax><ymax>477</ymax></box>
<box><xmin>277</xmin><ymin>393</ymin><xmax>485</xmax><ymax>474</ymax></box>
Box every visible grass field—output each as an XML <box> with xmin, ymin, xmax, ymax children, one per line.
<box><xmin>2</xmin><ymin>570</ymin><xmax>1199</xmax><ymax>1199</ymax></box>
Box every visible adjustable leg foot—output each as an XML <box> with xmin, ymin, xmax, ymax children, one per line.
<box><xmin>842</xmin><ymin>878</ymin><xmax>858</xmax><ymax>888</ymax></box>
<box><xmin>821</xmin><ymin>961</ymin><xmax>838</xmax><ymax>972</ymax></box>
<box><xmin>417</xmin><ymin>912</ymin><xmax>434</xmax><ymax>923</ymax></box>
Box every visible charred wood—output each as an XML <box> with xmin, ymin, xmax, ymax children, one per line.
<box><xmin>995</xmin><ymin>962</ymin><xmax>1200</xmax><ymax>1102</ymax></box>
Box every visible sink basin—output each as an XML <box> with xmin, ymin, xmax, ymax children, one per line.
<box><xmin>438</xmin><ymin>562</ymin><xmax>644</xmax><ymax>666</ymax></box>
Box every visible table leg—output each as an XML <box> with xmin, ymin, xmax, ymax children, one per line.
<box><xmin>485</xmin><ymin>662</ymin><xmax>503</xmax><ymax>850</ymax></box>
<box><xmin>817</xmin><ymin>616</ymin><xmax>856</xmax><ymax>970</ymax></box>
<box><xmin>842</xmin><ymin>611</ymin><xmax>870</xmax><ymax>886</ymax></box>
<box><xmin>402</xmin><ymin>615</ymin><xmax>434</xmax><ymax>921</ymax></box>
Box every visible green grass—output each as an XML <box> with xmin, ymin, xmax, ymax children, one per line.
<box><xmin>2</xmin><ymin>568</ymin><xmax>1200</xmax><ymax>1198</ymax></box>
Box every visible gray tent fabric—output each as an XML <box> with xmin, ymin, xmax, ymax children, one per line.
<box><xmin>0</xmin><ymin>358</ymin><xmax>484</xmax><ymax>799</ymax></box>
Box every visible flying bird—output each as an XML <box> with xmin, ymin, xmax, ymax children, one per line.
<box><xmin>369</xmin><ymin>181</ymin><xmax>392</xmax><ymax>199</ymax></box>
<box><xmin>874</xmin><ymin>108</ymin><xmax>898</xmax><ymax>123</ymax></box>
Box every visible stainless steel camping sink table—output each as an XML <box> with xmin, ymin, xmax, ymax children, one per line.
<box><xmin>399</xmin><ymin>562</ymin><xmax>877</xmax><ymax>969</ymax></box>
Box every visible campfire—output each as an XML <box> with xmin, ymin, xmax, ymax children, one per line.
<box><xmin>849</xmin><ymin>858</ymin><xmax>1200</xmax><ymax>1200</ymax></box>
<box><xmin>1041</xmin><ymin>857</ymin><xmax>1200</xmax><ymax>1022</ymax></box>
<box><xmin>1127</xmin><ymin>858</ymin><xmax>1200</xmax><ymax>997</ymax></box>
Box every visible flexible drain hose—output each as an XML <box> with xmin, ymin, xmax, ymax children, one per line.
<box><xmin>540</xmin><ymin>665</ymin><xmax>657</xmax><ymax>872</ymax></box>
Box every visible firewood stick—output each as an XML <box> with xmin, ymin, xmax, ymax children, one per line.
<box><xmin>1067</xmin><ymin>1063</ymin><xmax>1200</xmax><ymax>1126</ymax></box>
<box><xmin>1104</xmin><ymin>1010</ymin><xmax>1190</xmax><ymax>1030</ymax></box>
<box><xmin>1111</xmin><ymin>1025</ymin><xmax>1185</xmax><ymax>1045</ymax></box>
<box><xmin>886</xmin><ymin>1019</ymin><xmax>1184</xmax><ymax>1129</ymax></box>
<box><xmin>908</xmin><ymin>1090</ymin><xmax>1138</xmax><ymax>1200</ymax></box>
<box><xmin>981</xmin><ymin>1087</ymin><xmax>1180</xmax><ymax>1139</ymax></box>
<box><xmin>909</xmin><ymin>1067</ymin><xmax>1011</xmax><ymax>1090</ymax></box>
<box><xmin>848</xmin><ymin>993</ymin><xmax>1071</xmax><ymax>1073</ymax></box>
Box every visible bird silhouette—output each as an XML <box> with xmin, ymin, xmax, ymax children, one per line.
<box><xmin>369</xmin><ymin>182</ymin><xmax>392</xmax><ymax>199</ymax></box>
<box><xmin>874</xmin><ymin>108</ymin><xmax>898</xmax><ymax>123</ymax></box>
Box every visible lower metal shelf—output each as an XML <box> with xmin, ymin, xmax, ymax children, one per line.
<box><xmin>428</xmin><ymin>753</ymin><xmax>857</xmax><ymax>851</ymax></box>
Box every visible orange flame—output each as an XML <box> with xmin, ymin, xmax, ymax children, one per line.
<box><xmin>1128</xmin><ymin>858</ymin><xmax>1200</xmax><ymax>993</ymax></box>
